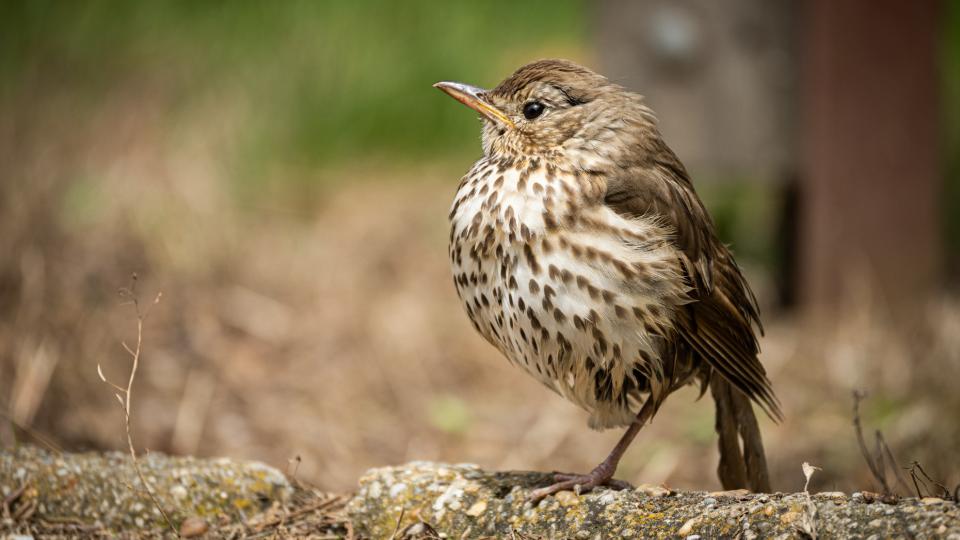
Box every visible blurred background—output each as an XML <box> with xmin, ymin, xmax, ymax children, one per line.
<box><xmin>1</xmin><ymin>0</ymin><xmax>958</xmax><ymax>496</ymax></box>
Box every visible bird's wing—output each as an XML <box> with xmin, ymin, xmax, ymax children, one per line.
<box><xmin>603</xmin><ymin>142</ymin><xmax>782</xmax><ymax>420</ymax></box>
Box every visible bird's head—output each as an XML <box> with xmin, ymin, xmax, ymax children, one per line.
<box><xmin>434</xmin><ymin>59</ymin><xmax>659</xmax><ymax>170</ymax></box>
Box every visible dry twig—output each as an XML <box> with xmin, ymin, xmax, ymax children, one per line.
<box><xmin>97</xmin><ymin>274</ymin><xmax>177</xmax><ymax>536</ymax></box>
<box><xmin>798</xmin><ymin>462</ymin><xmax>821</xmax><ymax>539</ymax></box>
<box><xmin>852</xmin><ymin>390</ymin><xmax>903</xmax><ymax>498</ymax></box>
<box><xmin>876</xmin><ymin>431</ymin><xmax>910</xmax><ymax>492</ymax></box>
<box><xmin>286</xmin><ymin>454</ymin><xmax>302</xmax><ymax>480</ymax></box>
<box><xmin>250</xmin><ymin>494</ymin><xmax>345</xmax><ymax>532</ymax></box>
<box><xmin>907</xmin><ymin>461</ymin><xmax>954</xmax><ymax>500</ymax></box>
<box><xmin>389</xmin><ymin>508</ymin><xmax>407</xmax><ymax>540</ymax></box>
<box><xmin>0</xmin><ymin>410</ymin><xmax>64</xmax><ymax>455</ymax></box>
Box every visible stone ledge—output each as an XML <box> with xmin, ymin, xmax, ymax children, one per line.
<box><xmin>3</xmin><ymin>447</ymin><xmax>959</xmax><ymax>538</ymax></box>
<box><xmin>348</xmin><ymin>461</ymin><xmax>960</xmax><ymax>539</ymax></box>
<box><xmin>1</xmin><ymin>445</ymin><xmax>304</xmax><ymax>537</ymax></box>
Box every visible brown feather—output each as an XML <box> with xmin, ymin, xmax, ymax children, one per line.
<box><xmin>604</xmin><ymin>140</ymin><xmax>781</xmax><ymax>421</ymax></box>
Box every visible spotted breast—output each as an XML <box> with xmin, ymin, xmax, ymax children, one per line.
<box><xmin>448</xmin><ymin>155</ymin><xmax>693</xmax><ymax>429</ymax></box>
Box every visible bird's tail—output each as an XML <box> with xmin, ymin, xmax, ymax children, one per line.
<box><xmin>710</xmin><ymin>376</ymin><xmax>771</xmax><ymax>492</ymax></box>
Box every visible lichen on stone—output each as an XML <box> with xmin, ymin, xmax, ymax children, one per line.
<box><xmin>1</xmin><ymin>445</ymin><xmax>292</xmax><ymax>535</ymax></box>
<box><xmin>4</xmin><ymin>448</ymin><xmax>960</xmax><ymax>539</ymax></box>
<box><xmin>347</xmin><ymin>461</ymin><xmax>960</xmax><ymax>539</ymax></box>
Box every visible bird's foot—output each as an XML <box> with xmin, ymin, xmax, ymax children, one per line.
<box><xmin>528</xmin><ymin>463</ymin><xmax>632</xmax><ymax>502</ymax></box>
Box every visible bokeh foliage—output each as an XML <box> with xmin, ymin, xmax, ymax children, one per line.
<box><xmin>0</xmin><ymin>0</ymin><xmax>584</xmax><ymax>195</ymax></box>
<box><xmin>1</xmin><ymin>1</ymin><xmax>960</xmax><ymax>495</ymax></box>
<box><xmin>2</xmin><ymin>1</ymin><xmax>957</xmax><ymax>264</ymax></box>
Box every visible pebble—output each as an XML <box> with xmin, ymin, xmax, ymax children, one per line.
<box><xmin>677</xmin><ymin>518</ymin><xmax>697</xmax><ymax>536</ymax></box>
<box><xmin>466</xmin><ymin>500</ymin><xmax>487</xmax><ymax>516</ymax></box>
<box><xmin>635</xmin><ymin>484</ymin><xmax>672</xmax><ymax>498</ymax></box>
<box><xmin>597</xmin><ymin>492</ymin><xmax>617</xmax><ymax>505</ymax></box>
<box><xmin>554</xmin><ymin>490</ymin><xmax>580</xmax><ymax>507</ymax></box>
<box><xmin>389</xmin><ymin>482</ymin><xmax>408</xmax><ymax>498</ymax></box>
<box><xmin>709</xmin><ymin>489</ymin><xmax>750</xmax><ymax>498</ymax></box>
<box><xmin>780</xmin><ymin>511</ymin><xmax>801</xmax><ymax>525</ymax></box>
<box><xmin>179</xmin><ymin>517</ymin><xmax>209</xmax><ymax>538</ymax></box>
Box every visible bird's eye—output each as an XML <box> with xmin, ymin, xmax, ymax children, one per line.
<box><xmin>522</xmin><ymin>101</ymin><xmax>545</xmax><ymax>120</ymax></box>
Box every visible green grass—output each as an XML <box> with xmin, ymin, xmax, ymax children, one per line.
<box><xmin>1</xmin><ymin>2</ymin><xmax>956</xmax><ymax>265</ymax></box>
<box><xmin>0</xmin><ymin>1</ymin><xmax>585</xmax><ymax>183</ymax></box>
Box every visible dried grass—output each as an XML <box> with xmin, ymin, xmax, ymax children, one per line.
<box><xmin>1</xmin><ymin>77</ymin><xmax>958</xmax><ymax>500</ymax></box>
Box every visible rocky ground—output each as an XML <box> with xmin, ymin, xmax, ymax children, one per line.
<box><xmin>2</xmin><ymin>446</ymin><xmax>959</xmax><ymax>539</ymax></box>
<box><xmin>0</xmin><ymin>446</ymin><xmax>349</xmax><ymax>538</ymax></box>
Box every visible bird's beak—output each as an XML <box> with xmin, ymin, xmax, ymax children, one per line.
<box><xmin>433</xmin><ymin>81</ymin><xmax>515</xmax><ymax>129</ymax></box>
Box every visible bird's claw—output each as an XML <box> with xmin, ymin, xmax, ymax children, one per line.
<box><xmin>528</xmin><ymin>470</ymin><xmax>633</xmax><ymax>502</ymax></box>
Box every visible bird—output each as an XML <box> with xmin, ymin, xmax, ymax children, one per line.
<box><xmin>434</xmin><ymin>59</ymin><xmax>781</xmax><ymax>500</ymax></box>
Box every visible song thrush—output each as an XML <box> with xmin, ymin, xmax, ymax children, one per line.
<box><xmin>435</xmin><ymin>59</ymin><xmax>781</xmax><ymax>500</ymax></box>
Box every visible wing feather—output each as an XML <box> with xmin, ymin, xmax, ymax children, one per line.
<box><xmin>604</xmin><ymin>142</ymin><xmax>781</xmax><ymax>420</ymax></box>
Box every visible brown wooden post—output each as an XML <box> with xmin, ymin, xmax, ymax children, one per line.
<box><xmin>800</xmin><ymin>0</ymin><xmax>941</xmax><ymax>311</ymax></box>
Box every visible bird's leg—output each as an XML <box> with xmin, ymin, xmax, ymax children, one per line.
<box><xmin>529</xmin><ymin>399</ymin><xmax>657</xmax><ymax>501</ymax></box>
